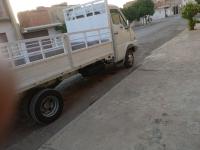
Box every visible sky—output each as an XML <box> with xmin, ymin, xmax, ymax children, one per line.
<box><xmin>10</xmin><ymin>0</ymin><xmax>131</xmax><ymax>16</ymax></box>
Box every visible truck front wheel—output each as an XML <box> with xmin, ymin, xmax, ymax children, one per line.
<box><xmin>124</xmin><ymin>49</ymin><xmax>135</xmax><ymax>68</ymax></box>
<box><xmin>29</xmin><ymin>89</ymin><xmax>64</xmax><ymax>125</ymax></box>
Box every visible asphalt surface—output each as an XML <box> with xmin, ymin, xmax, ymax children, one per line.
<box><xmin>4</xmin><ymin>16</ymin><xmax>186</xmax><ymax>150</ymax></box>
<box><xmin>39</xmin><ymin>25</ymin><xmax>200</xmax><ymax>150</ymax></box>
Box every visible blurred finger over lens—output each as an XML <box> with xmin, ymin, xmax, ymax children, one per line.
<box><xmin>0</xmin><ymin>57</ymin><xmax>17</xmax><ymax>143</ymax></box>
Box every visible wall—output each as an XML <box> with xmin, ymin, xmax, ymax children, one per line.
<box><xmin>48</xmin><ymin>3</ymin><xmax>68</xmax><ymax>24</ymax></box>
<box><xmin>152</xmin><ymin>7</ymin><xmax>174</xmax><ymax>20</ymax></box>
<box><xmin>48</xmin><ymin>27</ymin><xmax>61</xmax><ymax>35</ymax></box>
<box><xmin>0</xmin><ymin>0</ymin><xmax>22</xmax><ymax>41</ymax></box>
<box><xmin>152</xmin><ymin>8</ymin><xmax>166</xmax><ymax>20</ymax></box>
<box><xmin>18</xmin><ymin>3</ymin><xmax>69</xmax><ymax>29</ymax></box>
<box><xmin>0</xmin><ymin>0</ymin><xmax>9</xmax><ymax>18</ymax></box>
<box><xmin>166</xmin><ymin>8</ymin><xmax>174</xmax><ymax>16</ymax></box>
<box><xmin>18</xmin><ymin>8</ymin><xmax>51</xmax><ymax>28</ymax></box>
<box><xmin>0</xmin><ymin>0</ymin><xmax>16</xmax><ymax>43</ymax></box>
<box><xmin>0</xmin><ymin>20</ymin><xmax>17</xmax><ymax>42</ymax></box>
<box><xmin>181</xmin><ymin>0</ymin><xmax>196</xmax><ymax>5</ymax></box>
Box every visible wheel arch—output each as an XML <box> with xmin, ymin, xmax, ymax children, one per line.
<box><xmin>123</xmin><ymin>43</ymin><xmax>137</xmax><ymax>60</ymax></box>
<box><xmin>126</xmin><ymin>44</ymin><xmax>137</xmax><ymax>52</ymax></box>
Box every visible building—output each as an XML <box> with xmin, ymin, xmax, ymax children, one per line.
<box><xmin>152</xmin><ymin>0</ymin><xmax>182</xmax><ymax>20</ymax></box>
<box><xmin>180</xmin><ymin>0</ymin><xmax>196</xmax><ymax>6</ymax></box>
<box><xmin>18</xmin><ymin>7</ymin><xmax>51</xmax><ymax>29</ymax></box>
<box><xmin>18</xmin><ymin>3</ymin><xmax>69</xmax><ymax>39</ymax></box>
<box><xmin>18</xmin><ymin>7</ymin><xmax>62</xmax><ymax>39</ymax></box>
<box><xmin>49</xmin><ymin>3</ymin><xmax>69</xmax><ymax>24</ymax></box>
<box><xmin>0</xmin><ymin>0</ymin><xmax>21</xmax><ymax>43</ymax></box>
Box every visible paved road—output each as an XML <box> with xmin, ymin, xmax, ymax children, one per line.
<box><xmin>134</xmin><ymin>16</ymin><xmax>186</xmax><ymax>63</ymax></box>
<box><xmin>39</xmin><ymin>24</ymin><xmax>200</xmax><ymax>150</ymax></box>
<box><xmin>5</xmin><ymin>16</ymin><xmax>186</xmax><ymax>150</ymax></box>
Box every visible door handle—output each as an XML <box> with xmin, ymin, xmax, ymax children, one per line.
<box><xmin>114</xmin><ymin>32</ymin><xmax>118</xmax><ymax>35</ymax></box>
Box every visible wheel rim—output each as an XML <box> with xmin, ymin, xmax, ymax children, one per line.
<box><xmin>40</xmin><ymin>96</ymin><xmax>59</xmax><ymax>118</ymax></box>
<box><xmin>127</xmin><ymin>53</ymin><xmax>134</xmax><ymax>66</ymax></box>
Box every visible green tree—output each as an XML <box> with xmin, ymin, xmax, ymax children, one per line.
<box><xmin>182</xmin><ymin>3</ymin><xmax>200</xmax><ymax>30</ymax></box>
<box><xmin>122</xmin><ymin>4</ymin><xmax>140</xmax><ymax>21</ymax></box>
<box><xmin>55</xmin><ymin>24</ymin><xmax>67</xmax><ymax>33</ymax></box>
<box><xmin>137</xmin><ymin>0</ymin><xmax>155</xmax><ymax>20</ymax></box>
<box><xmin>122</xmin><ymin>0</ymin><xmax>155</xmax><ymax>23</ymax></box>
<box><xmin>195</xmin><ymin>0</ymin><xmax>200</xmax><ymax>4</ymax></box>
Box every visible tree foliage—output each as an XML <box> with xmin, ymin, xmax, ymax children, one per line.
<box><xmin>137</xmin><ymin>0</ymin><xmax>155</xmax><ymax>17</ymax></box>
<box><xmin>195</xmin><ymin>0</ymin><xmax>200</xmax><ymax>4</ymax></box>
<box><xmin>122</xmin><ymin>4</ymin><xmax>140</xmax><ymax>21</ymax></box>
<box><xmin>55</xmin><ymin>24</ymin><xmax>67</xmax><ymax>33</ymax></box>
<box><xmin>122</xmin><ymin>0</ymin><xmax>155</xmax><ymax>22</ymax></box>
<box><xmin>182</xmin><ymin>3</ymin><xmax>200</xmax><ymax>30</ymax></box>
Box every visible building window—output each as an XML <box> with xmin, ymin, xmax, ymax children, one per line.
<box><xmin>0</xmin><ymin>33</ymin><xmax>8</xmax><ymax>43</ymax></box>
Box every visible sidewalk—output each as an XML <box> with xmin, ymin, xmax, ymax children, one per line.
<box><xmin>39</xmin><ymin>29</ymin><xmax>200</xmax><ymax>150</ymax></box>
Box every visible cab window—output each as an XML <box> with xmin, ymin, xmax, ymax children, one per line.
<box><xmin>110</xmin><ymin>9</ymin><xmax>127</xmax><ymax>27</ymax></box>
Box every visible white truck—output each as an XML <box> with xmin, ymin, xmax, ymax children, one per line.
<box><xmin>0</xmin><ymin>0</ymin><xmax>137</xmax><ymax>124</ymax></box>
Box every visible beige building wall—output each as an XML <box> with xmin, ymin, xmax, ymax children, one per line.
<box><xmin>0</xmin><ymin>21</ymin><xmax>17</xmax><ymax>42</ymax></box>
<box><xmin>48</xmin><ymin>3</ymin><xmax>68</xmax><ymax>24</ymax></box>
<box><xmin>0</xmin><ymin>0</ymin><xmax>22</xmax><ymax>43</ymax></box>
<box><xmin>18</xmin><ymin>8</ymin><xmax>51</xmax><ymax>28</ymax></box>
<box><xmin>155</xmin><ymin>0</ymin><xmax>182</xmax><ymax>8</ymax></box>
<box><xmin>18</xmin><ymin>3</ymin><xmax>69</xmax><ymax>39</ymax></box>
<box><xmin>18</xmin><ymin>2</ymin><xmax>69</xmax><ymax>29</ymax></box>
<box><xmin>0</xmin><ymin>0</ymin><xmax>9</xmax><ymax>18</ymax></box>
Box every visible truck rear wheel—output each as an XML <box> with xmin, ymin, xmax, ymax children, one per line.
<box><xmin>124</xmin><ymin>49</ymin><xmax>134</xmax><ymax>68</ymax></box>
<box><xmin>29</xmin><ymin>89</ymin><xmax>63</xmax><ymax>125</ymax></box>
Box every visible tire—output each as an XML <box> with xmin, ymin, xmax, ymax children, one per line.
<box><xmin>29</xmin><ymin>89</ymin><xmax>64</xmax><ymax>125</ymax></box>
<box><xmin>124</xmin><ymin>49</ymin><xmax>135</xmax><ymax>68</ymax></box>
<box><xmin>21</xmin><ymin>88</ymin><xmax>43</xmax><ymax>119</ymax></box>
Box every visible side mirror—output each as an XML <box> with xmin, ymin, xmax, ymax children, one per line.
<box><xmin>127</xmin><ymin>20</ymin><xmax>130</xmax><ymax>26</ymax></box>
<box><xmin>125</xmin><ymin>20</ymin><xmax>130</xmax><ymax>29</ymax></box>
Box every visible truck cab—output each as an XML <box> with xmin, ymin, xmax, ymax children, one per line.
<box><xmin>109</xmin><ymin>5</ymin><xmax>136</xmax><ymax>63</ymax></box>
<box><xmin>64</xmin><ymin>1</ymin><xmax>137</xmax><ymax>67</ymax></box>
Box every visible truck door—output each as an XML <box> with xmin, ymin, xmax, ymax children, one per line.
<box><xmin>110</xmin><ymin>9</ymin><xmax>131</xmax><ymax>61</ymax></box>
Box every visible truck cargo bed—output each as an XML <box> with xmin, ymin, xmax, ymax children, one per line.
<box><xmin>0</xmin><ymin>0</ymin><xmax>114</xmax><ymax>93</ymax></box>
<box><xmin>0</xmin><ymin>27</ymin><xmax>113</xmax><ymax>93</ymax></box>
